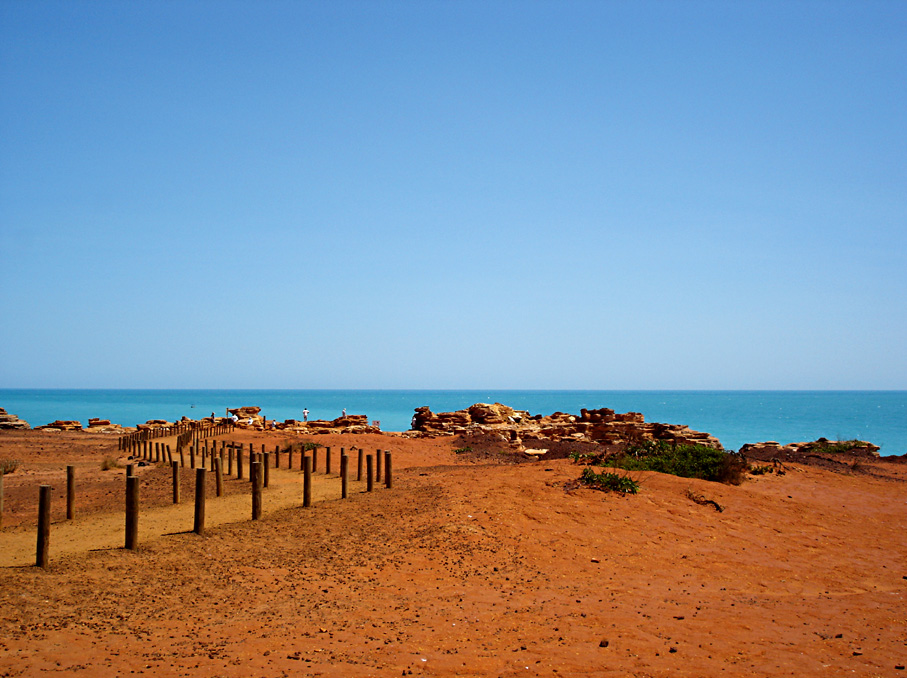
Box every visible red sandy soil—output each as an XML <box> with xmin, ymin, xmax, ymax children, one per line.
<box><xmin>1</xmin><ymin>429</ymin><xmax>905</xmax><ymax>677</ymax></box>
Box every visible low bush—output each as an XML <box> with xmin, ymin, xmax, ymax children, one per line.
<box><xmin>579</xmin><ymin>467</ymin><xmax>639</xmax><ymax>494</ymax></box>
<box><xmin>568</xmin><ymin>450</ymin><xmax>606</xmax><ymax>465</ymax></box>
<box><xmin>816</xmin><ymin>439</ymin><xmax>865</xmax><ymax>454</ymax></box>
<box><xmin>612</xmin><ymin>441</ymin><xmax>747</xmax><ymax>485</ymax></box>
<box><xmin>101</xmin><ymin>456</ymin><xmax>120</xmax><ymax>471</ymax></box>
<box><xmin>0</xmin><ymin>459</ymin><xmax>21</xmax><ymax>474</ymax></box>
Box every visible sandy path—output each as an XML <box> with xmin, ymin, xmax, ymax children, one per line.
<box><xmin>0</xmin><ymin>467</ymin><xmax>369</xmax><ymax>567</ymax></box>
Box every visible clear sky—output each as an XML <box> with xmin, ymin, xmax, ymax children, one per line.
<box><xmin>1</xmin><ymin>0</ymin><xmax>904</xmax><ymax>389</ymax></box>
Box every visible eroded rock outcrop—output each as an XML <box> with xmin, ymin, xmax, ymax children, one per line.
<box><xmin>36</xmin><ymin>420</ymin><xmax>83</xmax><ymax>432</ymax></box>
<box><xmin>740</xmin><ymin>438</ymin><xmax>880</xmax><ymax>459</ymax></box>
<box><xmin>275</xmin><ymin>414</ymin><xmax>379</xmax><ymax>434</ymax></box>
<box><xmin>409</xmin><ymin>403</ymin><xmax>723</xmax><ymax>452</ymax></box>
<box><xmin>87</xmin><ymin>418</ymin><xmax>127</xmax><ymax>433</ymax></box>
<box><xmin>0</xmin><ymin>408</ymin><xmax>30</xmax><ymax>430</ymax></box>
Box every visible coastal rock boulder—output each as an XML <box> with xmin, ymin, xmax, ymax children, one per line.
<box><xmin>409</xmin><ymin>402</ymin><xmax>723</xmax><ymax>452</ymax></box>
<box><xmin>412</xmin><ymin>403</ymin><xmax>531</xmax><ymax>434</ymax></box>
<box><xmin>228</xmin><ymin>406</ymin><xmax>265</xmax><ymax>429</ymax></box>
<box><xmin>0</xmin><ymin>408</ymin><xmax>30</xmax><ymax>430</ymax></box>
<box><xmin>87</xmin><ymin>418</ymin><xmax>127</xmax><ymax>433</ymax></box>
<box><xmin>268</xmin><ymin>412</ymin><xmax>381</xmax><ymax>434</ymax></box>
<box><xmin>36</xmin><ymin>420</ymin><xmax>83</xmax><ymax>432</ymax></box>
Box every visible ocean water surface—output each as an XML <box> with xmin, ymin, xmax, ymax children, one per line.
<box><xmin>1</xmin><ymin>390</ymin><xmax>904</xmax><ymax>456</ymax></box>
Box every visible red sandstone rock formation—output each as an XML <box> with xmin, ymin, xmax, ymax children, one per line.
<box><xmin>409</xmin><ymin>403</ymin><xmax>723</xmax><ymax>451</ymax></box>
<box><xmin>274</xmin><ymin>413</ymin><xmax>379</xmax><ymax>434</ymax></box>
<box><xmin>36</xmin><ymin>420</ymin><xmax>83</xmax><ymax>432</ymax></box>
<box><xmin>0</xmin><ymin>408</ymin><xmax>30</xmax><ymax>430</ymax></box>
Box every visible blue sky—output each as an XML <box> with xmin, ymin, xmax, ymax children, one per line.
<box><xmin>1</xmin><ymin>0</ymin><xmax>904</xmax><ymax>389</ymax></box>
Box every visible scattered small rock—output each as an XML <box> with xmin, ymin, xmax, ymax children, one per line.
<box><xmin>599</xmin><ymin>639</ymin><xmax>609</xmax><ymax>648</ymax></box>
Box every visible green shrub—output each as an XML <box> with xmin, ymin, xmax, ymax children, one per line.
<box><xmin>568</xmin><ymin>450</ymin><xmax>605</xmax><ymax>465</ymax></box>
<box><xmin>815</xmin><ymin>439</ymin><xmax>865</xmax><ymax>454</ymax></box>
<box><xmin>579</xmin><ymin>467</ymin><xmax>639</xmax><ymax>494</ymax></box>
<box><xmin>101</xmin><ymin>456</ymin><xmax>120</xmax><ymax>471</ymax></box>
<box><xmin>612</xmin><ymin>441</ymin><xmax>744</xmax><ymax>484</ymax></box>
<box><xmin>453</xmin><ymin>446</ymin><xmax>473</xmax><ymax>454</ymax></box>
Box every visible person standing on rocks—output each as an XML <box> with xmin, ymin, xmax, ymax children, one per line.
<box><xmin>303</xmin><ymin>408</ymin><xmax>309</xmax><ymax>422</ymax></box>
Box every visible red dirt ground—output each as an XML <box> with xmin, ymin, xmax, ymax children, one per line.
<box><xmin>1</xmin><ymin>430</ymin><xmax>905</xmax><ymax>677</ymax></box>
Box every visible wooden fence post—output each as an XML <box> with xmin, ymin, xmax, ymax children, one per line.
<box><xmin>125</xmin><ymin>476</ymin><xmax>139</xmax><ymax>550</ymax></box>
<box><xmin>385</xmin><ymin>451</ymin><xmax>392</xmax><ymax>489</ymax></box>
<box><xmin>66</xmin><ymin>465</ymin><xmax>75</xmax><ymax>520</ymax></box>
<box><xmin>341</xmin><ymin>454</ymin><xmax>348</xmax><ymax>499</ymax></box>
<box><xmin>263</xmin><ymin>452</ymin><xmax>270</xmax><ymax>488</ymax></box>
<box><xmin>376</xmin><ymin>449</ymin><xmax>382</xmax><ymax>483</ymax></box>
<box><xmin>179</xmin><ymin>445</ymin><xmax>186</xmax><ymax>468</ymax></box>
<box><xmin>251</xmin><ymin>461</ymin><xmax>262</xmax><ymax>520</ymax></box>
<box><xmin>36</xmin><ymin>485</ymin><xmax>51</xmax><ymax>567</ymax></box>
<box><xmin>303</xmin><ymin>456</ymin><xmax>312</xmax><ymax>508</ymax></box>
<box><xmin>275</xmin><ymin>444</ymin><xmax>280</xmax><ymax>469</ymax></box>
<box><xmin>215</xmin><ymin>457</ymin><xmax>224</xmax><ymax>497</ymax></box>
<box><xmin>249</xmin><ymin>453</ymin><xmax>258</xmax><ymax>484</ymax></box>
<box><xmin>228</xmin><ymin>445</ymin><xmax>234</xmax><ymax>475</ymax></box>
<box><xmin>190</xmin><ymin>445</ymin><xmax>196</xmax><ymax>469</ymax></box>
<box><xmin>366</xmin><ymin>455</ymin><xmax>374</xmax><ymax>492</ymax></box>
<box><xmin>358</xmin><ymin>448</ymin><xmax>364</xmax><ymax>481</ymax></box>
<box><xmin>288</xmin><ymin>444</ymin><xmax>293</xmax><ymax>470</ymax></box>
<box><xmin>312</xmin><ymin>446</ymin><xmax>318</xmax><ymax>474</ymax></box>
<box><xmin>326</xmin><ymin>446</ymin><xmax>332</xmax><ymax>475</ymax></box>
<box><xmin>193</xmin><ymin>468</ymin><xmax>206</xmax><ymax>535</ymax></box>
<box><xmin>172</xmin><ymin>461</ymin><xmax>180</xmax><ymax>504</ymax></box>
<box><xmin>237</xmin><ymin>445</ymin><xmax>244</xmax><ymax>480</ymax></box>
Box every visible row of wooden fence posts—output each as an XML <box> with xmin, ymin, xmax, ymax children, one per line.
<box><xmin>30</xmin><ymin>443</ymin><xmax>394</xmax><ymax>568</ymax></box>
<box><xmin>118</xmin><ymin>421</ymin><xmax>235</xmax><ymax>451</ymax></box>
<box><xmin>120</xmin><ymin>422</ymin><xmax>235</xmax><ymax>460</ymax></box>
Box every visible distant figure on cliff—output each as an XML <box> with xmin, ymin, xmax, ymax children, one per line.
<box><xmin>342</xmin><ymin>408</ymin><xmax>347</xmax><ymax>418</ymax></box>
<box><xmin>303</xmin><ymin>408</ymin><xmax>309</xmax><ymax>422</ymax></box>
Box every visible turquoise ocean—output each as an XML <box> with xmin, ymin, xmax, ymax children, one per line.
<box><xmin>1</xmin><ymin>390</ymin><xmax>904</xmax><ymax>456</ymax></box>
